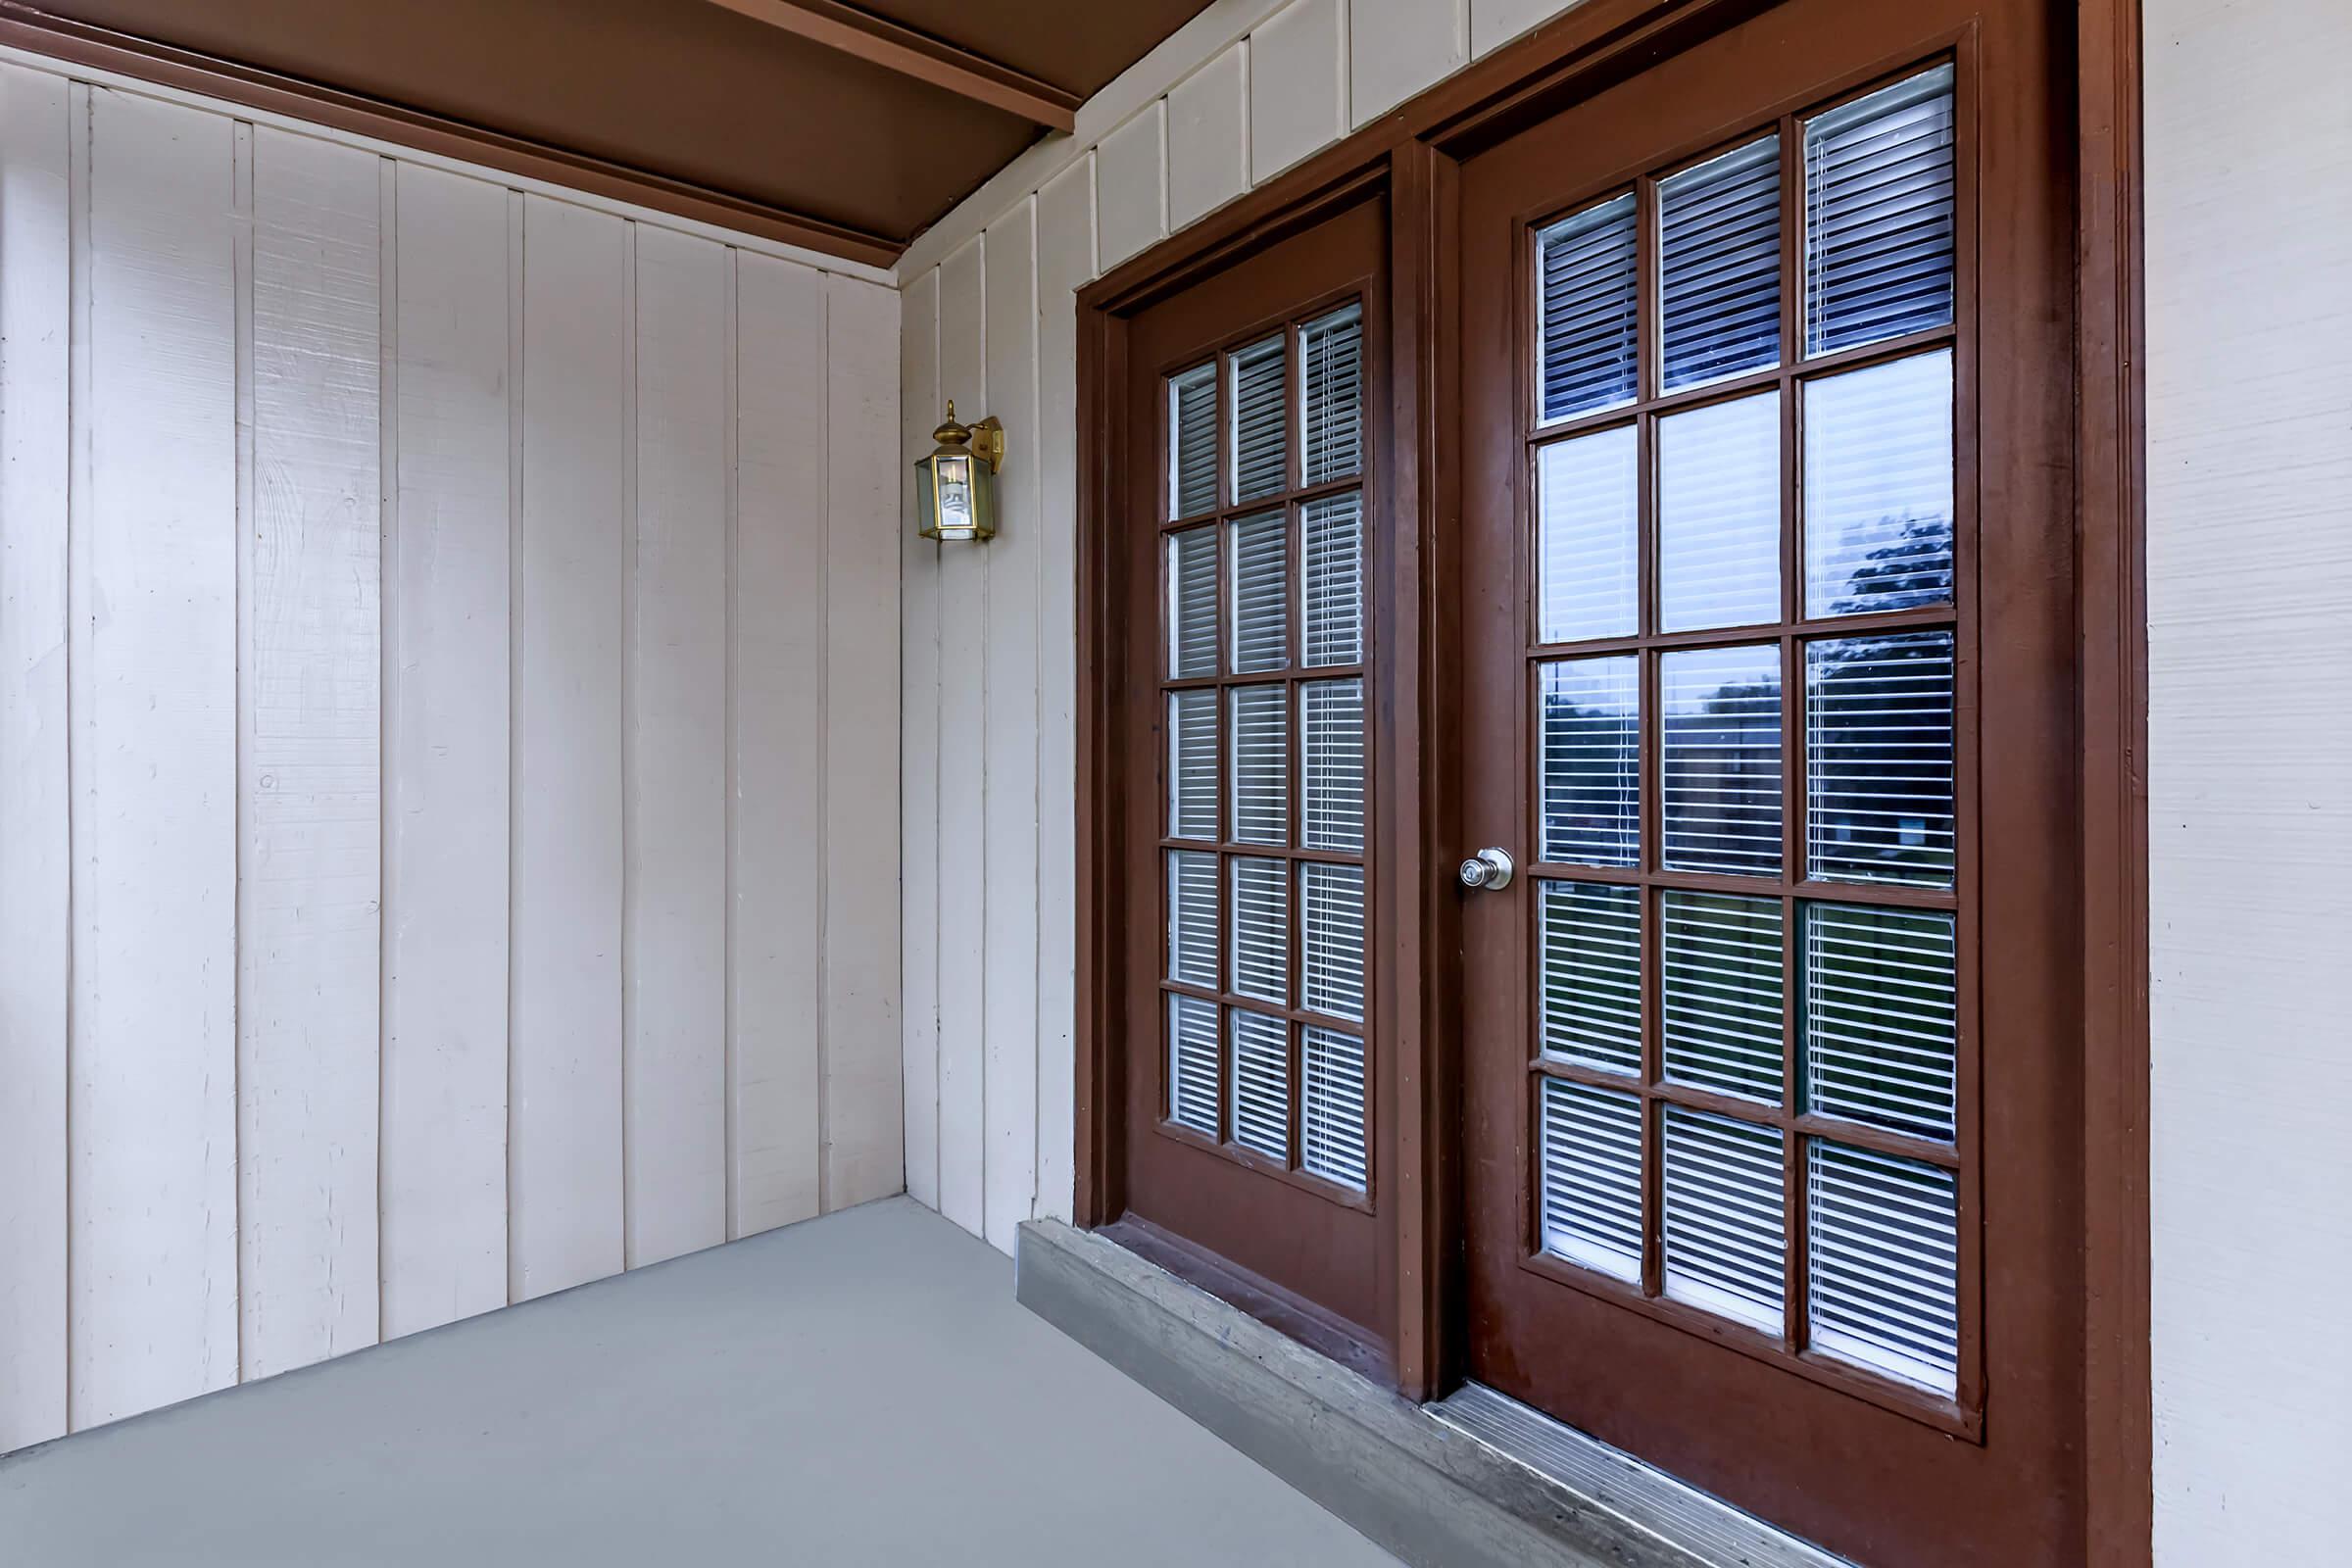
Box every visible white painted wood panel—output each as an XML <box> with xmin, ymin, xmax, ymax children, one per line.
<box><xmin>625</xmin><ymin>223</ymin><xmax>730</xmax><ymax>1267</ymax></box>
<box><xmin>1471</xmin><ymin>0</ymin><xmax>1577</xmax><ymax>57</ymax></box>
<box><xmin>900</xmin><ymin>270</ymin><xmax>944</xmax><ymax>1211</ymax></box>
<box><xmin>239</xmin><ymin>124</ymin><xmax>383</xmax><ymax>1378</ymax></box>
<box><xmin>0</xmin><ymin>60</ymin><xmax>72</xmax><ymax>1452</ymax></box>
<box><xmin>381</xmin><ymin>163</ymin><xmax>513</xmax><ymax>1341</ymax></box>
<box><xmin>2146</xmin><ymin>1</ymin><xmax>2352</xmax><ymax>1560</ymax></box>
<box><xmin>821</xmin><ymin>274</ymin><xmax>906</xmax><ymax>1210</ymax></box>
<box><xmin>730</xmin><ymin>251</ymin><xmax>827</xmax><ymax>1238</ymax></box>
<box><xmin>72</xmin><ymin>87</ymin><xmax>240</xmax><ymax>1427</ymax></box>
<box><xmin>511</xmin><ymin>194</ymin><xmax>627</xmax><ymax>1300</ymax></box>
<box><xmin>1031</xmin><ymin>158</ymin><xmax>1093</xmax><ymax>1225</ymax></box>
<box><xmin>1249</xmin><ymin>0</ymin><xmax>1347</xmax><ymax>183</ymax></box>
<box><xmin>1168</xmin><ymin>43</ymin><xmax>1249</xmax><ymax>231</ymax></box>
<box><xmin>1350</xmin><ymin>0</ymin><xmax>1467</xmax><ymax>128</ymax></box>
<box><xmin>981</xmin><ymin>202</ymin><xmax>1043</xmax><ymax>1252</ymax></box>
<box><xmin>1095</xmin><ymin>103</ymin><xmax>1169</xmax><ymax>271</ymax></box>
<box><xmin>934</xmin><ymin>236</ymin><xmax>989</xmax><ymax>1238</ymax></box>
<box><xmin>0</xmin><ymin>50</ymin><xmax>906</xmax><ymax>1453</ymax></box>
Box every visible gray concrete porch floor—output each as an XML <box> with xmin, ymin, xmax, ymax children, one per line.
<box><xmin>0</xmin><ymin>1197</ymin><xmax>1397</xmax><ymax>1566</ymax></box>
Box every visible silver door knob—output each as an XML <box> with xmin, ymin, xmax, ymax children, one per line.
<box><xmin>1458</xmin><ymin>848</ymin><xmax>1515</xmax><ymax>890</ymax></box>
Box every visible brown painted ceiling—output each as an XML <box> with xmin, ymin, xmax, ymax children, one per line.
<box><xmin>22</xmin><ymin>0</ymin><xmax>1213</xmax><ymax>258</ymax></box>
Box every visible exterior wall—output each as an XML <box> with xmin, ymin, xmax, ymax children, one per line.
<box><xmin>2144</xmin><ymin>0</ymin><xmax>2352</xmax><ymax>1559</ymax></box>
<box><xmin>0</xmin><ymin>51</ymin><xmax>903</xmax><ymax>1452</ymax></box>
<box><xmin>898</xmin><ymin>0</ymin><xmax>2352</xmax><ymax>1561</ymax></box>
<box><xmin>896</xmin><ymin>0</ymin><xmax>1584</xmax><ymax>1252</ymax></box>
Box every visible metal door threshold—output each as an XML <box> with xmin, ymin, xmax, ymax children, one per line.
<box><xmin>1017</xmin><ymin>1217</ymin><xmax>1852</xmax><ymax>1568</ymax></box>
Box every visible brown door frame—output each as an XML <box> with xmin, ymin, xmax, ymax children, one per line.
<box><xmin>1073</xmin><ymin>0</ymin><xmax>2149</xmax><ymax>1559</ymax></box>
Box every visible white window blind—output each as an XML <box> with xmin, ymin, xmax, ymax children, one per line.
<box><xmin>1169</xmin><ymin>363</ymin><xmax>1218</xmax><ymax>517</ymax></box>
<box><xmin>1537</xmin><ymin>193</ymin><xmax>1638</xmax><ymax>420</ymax></box>
<box><xmin>1300</xmin><ymin>303</ymin><xmax>1364</xmax><ymax>486</ymax></box>
<box><xmin>1515</xmin><ymin>62</ymin><xmax>1967</xmax><ymax>1402</ymax></box>
<box><xmin>1660</xmin><ymin>135</ymin><xmax>1782</xmax><ymax>390</ymax></box>
<box><xmin>1154</xmin><ymin>296</ymin><xmax>1374</xmax><ymax>1200</ymax></box>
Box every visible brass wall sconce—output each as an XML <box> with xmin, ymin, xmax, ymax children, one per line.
<box><xmin>913</xmin><ymin>400</ymin><xmax>1005</xmax><ymax>542</ymax></box>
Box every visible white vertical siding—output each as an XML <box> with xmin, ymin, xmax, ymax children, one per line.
<box><xmin>1031</xmin><ymin>157</ymin><xmax>1093</xmax><ymax>1227</ymax></box>
<box><xmin>934</xmin><ymin>236</ymin><xmax>990</xmax><ymax>1239</ymax></box>
<box><xmin>1167</xmin><ymin>43</ymin><xmax>1249</xmax><ymax>231</ymax></box>
<box><xmin>1348</xmin><ymin>0</ymin><xmax>1466</xmax><ymax>128</ymax></box>
<box><xmin>730</xmin><ymin>254</ymin><xmax>827</xmax><ymax>1238</ymax></box>
<box><xmin>1095</xmin><ymin>103</ymin><xmax>1169</xmax><ymax>271</ymax></box>
<box><xmin>625</xmin><ymin>225</ymin><xmax>730</xmax><ymax>1268</ymax></box>
<box><xmin>981</xmin><ymin>201</ymin><xmax>1043</xmax><ymax>1252</ymax></box>
<box><xmin>239</xmin><ymin>125</ymin><xmax>383</xmax><ymax>1378</ymax></box>
<box><xmin>74</xmin><ymin>87</ymin><xmax>241</xmax><ymax>1428</ymax></box>
<box><xmin>381</xmin><ymin>162</ymin><xmax>513</xmax><ymax>1342</ymax></box>
<box><xmin>0</xmin><ymin>57</ymin><xmax>904</xmax><ymax>1451</ymax></box>
<box><xmin>1249</xmin><ymin>0</ymin><xmax>1347</xmax><ymax>183</ymax></box>
<box><xmin>819</xmin><ymin>273</ymin><xmax>906</xmax><ymax>1212</ymax></box>
<box><xmin>896</xmin><ymin>0</ymin><xmax>1597</xmax><ymax>1250</ymax></box>
<box><xmin>1470</xmin><ymin>0</ymin><xmax>1569</xmax><ymax>56</ymax></box>
<box><xmin>511</xmin><ymin>195</ymin><xmax>629</xmax><ymax>1302</ymax></box>
<box><xmin>0</xmin><ymin>60</ymin><xmax>72</xmax><ymax>1453</ymax></box>
<box><xmin>2146</xmin><ymin>0</ymin><xmax>2352</xmax><ymax>1561</ymax></box>
<box><xmin>900</xmin><ymin>270</ymin><xmax>944</xmax><ymax>1211</ymax></box>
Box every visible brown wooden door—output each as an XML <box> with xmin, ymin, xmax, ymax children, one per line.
<box><xmin>1113</xmin><ymin>192</ymin><xmax>1393</xmax><ymax>1365</ymax></box>
<box><xmin>1453</xmin><ymin>1</ymin><xmax>2082</xmax><ymax>1562</ymax></box>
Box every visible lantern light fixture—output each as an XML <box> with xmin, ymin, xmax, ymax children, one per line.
<box><xmin>913</xmin><ymin>399</ymin><xmax>1005</xmax><ymax>542</ymax></box>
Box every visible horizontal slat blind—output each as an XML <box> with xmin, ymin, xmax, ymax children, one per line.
<box><xmin>1803</xmin><ymin>348</ymin><xmax>1955</xmax><ymax>617</ymax></box>
<box><xmin>1661</xmin><ymin>1106</ymin><xmax>1787</xmax><ymax>1332</ymax></box>
<box><xmin>1803</xmin><ymin>65</ymin><xmax>1956</xmax><ymax>355</ymax></box>
<box><xmin>1538</xmin><ymin>655</ymin><xmax>1640</xmax><ymax>866</ymax></box>
<box><xmin>1301</xmin><ymin>862</ymin><xmax>1365</xmax><ymax>1022</ymax></box>
<box><xmin>1801</xmin><ymin>903</ymin><xmax>1957</xmax><ymax>1138</ymax></box>
<box><xmin>1540</xmin><ymin>1078</ymin><xmax>1644</xmax><ymax>1282</ymax></box>
<box><xmin>1537</xmin><ymin>193</ymin><xmax>1638</xmax><ymax>420</ymax></box>
<box><xmin>1167</xmin><ymin>994</ymin><xmax>1219</xmax><ymax>1137</ymax></box>
<box><xmin>1231</xmin><ymin>510</ymin><xmax>1288</xmax><ymax>672</ymax></box>
<box><xmin>1166</xmin><ymin>525</ymin><xmax>1218</xmax><ymax>677</ymax></box>
<box><xmin>1230</xmin><ymin>335</ymin><xmax>1287</xmax><ymax>503</ymax></box>
<box><xmin>1807</xmin><ymin>1140</ymin><xmax>1958</xmax><ymax>1393</ymax></box>
<box><xmin>1228</xmin><ymin>684</ymin><xmax>1288</xmax><ymax>846</ymax></box>
<box><xmin>1659</xmin><ymin>135</ymin><xmax>1782</xmax><ymax>391</ymax></box>
<box><xmin>1149</xmin><ymin>290</ymin><xmax>1379</xmax><ymax>1209</ymax></box>
<box><xmin>1166</xmin><ymin>850</ymin><xmax>1219</xmax><ymax>988</ymax></box>
<box><xmin>1538</xmin><ymin>881</ymin><xmax>1642</xmax><ymax>1074</ymax></box>
<box><xmin>1166</xmin><ymin>689</ymin><xmax>1217</xmax><ymax>840</ymax></box>
<box><xmin>1299</xmin><ymin>303</ymin><xmax>1363</xmax><ymax>486</ymax></box>
<box><xmin>1536</xmin><ymin>424</ymin><xmax>1640</xmax><ymax>645</ymax></box>
<box><xmin>1230</xmin><ymin>856</ymin><xmax>1289</xmax><ymax>1005</ymax></box>
<box><xmin>1660</xmin><ymin>893</ymin><xmax>1786</xmax><ymax>1102</ymax></box>
<box><xmin>1658</xmin><ymin>389</ymin><xmax>1781</xmax><ymax>632</ymax></box>
<box><xmin>1660</xmin><ymin>643</ymin><xmax>1784</xmax><ymax>875</ymax></box>
<box><xmin>1169</xmin><ymin>362</ymin><xmax>1218</xmax><ymax>517</ymax></box>
<box><xmin>1229</xmin><ymin>1010</ymin><xmax>1290</xmax><ymax>1160</ymax></box>
<box><xmin>1301</xmin><ymin>492</ymin><xmax>1364</xmax><ymax>666</ymax></box>
<box><xmin>1301</xmin><ymin>1027</ymin><xmax>1368</xmax><ymax>1192</ymax></box>
<box><xmin>1300</xmin><ymin>677</ymin><xmax>1364</xmax><ymax>853</ymax></box>
<box><xmin>1804</xmin><ymin>629</ymin><xmax>1956</xmax><ymax>886</ymax></box>
<box><xmin>1502</xmin><ymin>57</ymin><xmax>1975</xmax><ymax>1408</ymax></box>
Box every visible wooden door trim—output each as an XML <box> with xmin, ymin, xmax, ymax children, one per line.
<box><xmin>1072</xmin><ymin>0</ymin><xmax>2150</xmax><ymax>1553</ymax></box>
<box><xmin>2076</xmin><ymin>0</ymin><xmax>2152</xmax><ymax>1561</ymax></box>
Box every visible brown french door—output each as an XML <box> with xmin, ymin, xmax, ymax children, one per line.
<box><xmin>1453</xmin><ymin>0</ymin><xmax>2082</xmax><ymax>1563</ymax></box>
<box><xmin>1113</xmin><ymin>192</ymin><xmax>1391</xmax><ymax>1361</ymax></box>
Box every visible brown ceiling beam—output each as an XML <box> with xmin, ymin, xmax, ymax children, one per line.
<box><xmin>706</xmin><ymin>0</ymin><xmax>1080</xmax><ymax>131</ymax></box>
<box><xmin>0</xmin><ymin>4</ymin><xmax>903</xmax><ymax>268</ymax></box>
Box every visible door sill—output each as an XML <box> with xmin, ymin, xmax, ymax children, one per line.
<box><xmin>1017</xmin><ymin>1217</ymin><xmax>1850</xmax><ymax>1568</ymax></box>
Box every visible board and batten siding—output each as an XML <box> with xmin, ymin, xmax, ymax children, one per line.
<box><xmin>895</xmin><ymin>0</ymin><xmax>1587</xmax><ymax>1249</ymax></box>
<box><xmin>2144</xmin><ymin>0</ymin><xmax>2352</xmax><ymax>1560</ymax></box>
<box><xmin>0</xmin><ymin>55</ymin><xmax>904</xmax><ymax>1453</ymax></box>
